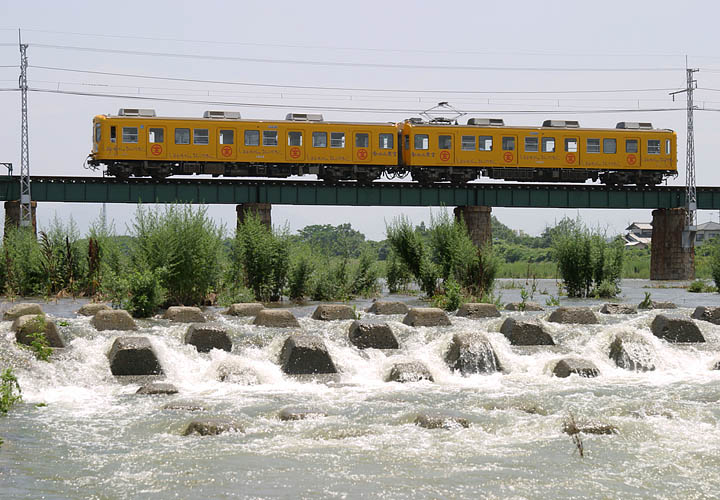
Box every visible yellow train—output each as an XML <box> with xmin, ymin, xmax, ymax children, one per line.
<box><xmin>89</xmin><ymin>109</ymin><xmax>677</xmax><ymax>186</ymax></box>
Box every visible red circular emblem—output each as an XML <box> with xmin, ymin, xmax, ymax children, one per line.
<box><xmin>439</xmin><ymin>150</ymin><xmax>450</xmax><ymax>161</ymax></box>
<box><xmin>627</xmin><ymin>154</ymin><xmax>637</xmax><ymax>165</ymax></box>
<box><xmin>565</xmin><ymin>152</ymin><xmax>576</xmax><ymax>164</ymax></box>
<box><xmin>503</xmin><ymin>152</ymin><xmax>514</xmax><ymax>163</ymax></box>
<box><xmin>221</xmin><ymin>146</ymin><xmax>232</xmax><ymax>157</ymax></box>
<box><xmin>290</xmin><ymin>147</ymin><xmax>301</xmax><ymax>159</ymax></box>
<box><xmin>357</xmin><ymin>149</ymin><xmax>368</xmax><ymax>160</ymax></box>
<box><xmin>150</xmin><ymin>144</ymin><xmax>162</xmax><ymax>156</ymax></box>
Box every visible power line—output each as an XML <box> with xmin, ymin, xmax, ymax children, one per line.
<box><xmin>29</xmin><ymin>44</ymin><xmax>685</xmax><ymax>72</ymax></box>
<box><xmin>30</xmin><ymin>65</ymin><xmax>680</xmax><ymax>95</ymax></box>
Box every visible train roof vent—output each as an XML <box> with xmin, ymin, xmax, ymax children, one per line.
<box><xmin>118</xmin><ymin>108</ymin><xmax>156</xmax><ymax>117</ymax></box>
<box><xmin>467</xmin><ymin>118</ymin><xmax>505</xmax><ymax>126</ymax></box>
<box><xmin>406</xmin><ymin>117</ymin><xmax>425</xmax><ymax>124</ymax></box>
<box><xmin>542</xmin><ymin>119</ymin><xmax>580</xmax><ymax>128</ymax></box>
<box><xmin>616</xmin><ymin>121</ymin><xmax>653</xmax><ymax>130</ymax></box>
<box><xmin>285</xmin><ymin>113</ymin><xmax>324</xmax><ymax>121</ymax></box>
<box><xmin>203</xmin><ymin>110</ymin><xmax>241</xmax><ymax>119</ymax></box>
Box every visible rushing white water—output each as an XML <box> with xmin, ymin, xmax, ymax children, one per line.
<box><xmin>2</xmin><ymin>283</ymin><xmax>720</xmax><ymax>499</ymax></box>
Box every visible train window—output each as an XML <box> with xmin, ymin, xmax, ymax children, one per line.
<box><xmin>603</xmin><ymin>138</ymin><xmax>616</xmax><ymax>154</ymax></box>
<box><xmin>94</xmin><ymin>124</ymin><xmax>101</xmax><ymax>143</ymax></box>
<box><xmin>502</xmin><ymin>137</ymin><xmax>515</xmax><ymax>151</ymax></box>
<box><xmin>625</xmin><ymin>139</ymin><xmax>638</xmax><ymax>153</ymax></box>
<box><xmin>110</xmin><ymin>126</ymin><xmax>116</xmax><ymax>143</ymax></box>
<box><xmin>263</xmin><ymin>130</ymin><xmax>278</xmax><ymax>147</ymax></box>
<box><xmin>542</xmin><ymin>137</ymin><xmax>555</xmax><ymax>153</ymax></box>
<box><xmin>245</xmin><ymin>130</ymin><xmax>259</xmax><ymax>146</ymax></box>
<box><xmin>379</xmin><ymin>133</ymin><xmax>393</xmax><ymax>149</ymax></box>
<box><xmin>666</xmin><ymin>139</ymin><xmax>671</xmax><ymax>155</ymax></box>
<box><xmin>524</xmin><ymin>137</ymin><xmax>539</xmax><ymax>153</ymax></box>
<box><xmin>312</xmin><ymin>132</ymin><xmax>327</xmax><ymax>148</ymax></box>
<box><xmin>461</xmin><ymin>136</ymin><xmax>475</xmax><ymax>150</ymax></box>
<box><xmin>356</xmin><ymin>133</ymin><xmax>369</xmax><ymax>148</ymax></box>
<box><xmin>331</xmin><ymin>132</ymin><xmax>346</xmax><ymax>148</ymax></box>
<box><xmin>565</xmin><ymin>138</ymin><xmax>578</xmax><ymax>152</ymax></box>
<box><xmin>586</xmin><ymin>138</ymin><xmax>601</xmax><ymax>153</ymax></box>
<box><xmin>647</xmin><ymin>139</ymin><xmax>661</xmax><ymax>154</ymax></box>
<box><xmin>288</xmin><ymin>131</ymin><xmax>303</xmax><ymax>146</ymax></box>
<box><xmin>149</xmin><ymin>128</ymin><xmax>164</xmax><ymax>143</ymax></box>
<box><xmin>194</xmin><ymin>128</ymin><xmax>209</xmax><ymax>145</ymax></box>
<box><xmin>414</xmin><ymin>134</ymin><xmax>429</xmax><ymax>150</ymax></box>
<box><xmin>122</xmin><ymin>127</ymin><xmax>138</xmax><ymax>144</ymax></box>
<box><xmin>219</xmin><ymin>130</ymin><xmax>234</xmax><ymax>145</ymax></box>
<box><xmin>404</xmin><ymin>135</ymin><xmax>410</xmax><ymax>151</ymax></box>
<box><xmin>175</xmin><ymin>128</ymin><xmax>190</xmax><ymax>145</ymax></box>
<box><xmin>479</xmin><ymin>136</ymin><xmax>493</xmax><ymax>151</ymax></box>
<box><xmin>439</xmin><ymin>135</ymin><xmax>452</xmax><ymax>150</ymax></box>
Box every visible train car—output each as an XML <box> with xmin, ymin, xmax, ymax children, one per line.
<box><xmin>399</xmin><ymin>118</ymin><xmax>677</xmax><ymax>185</ymax></box>
<box><xmin>89</xmin><ymin>109</ymin><xmax>400</xmax><ymax>183</ymax></box>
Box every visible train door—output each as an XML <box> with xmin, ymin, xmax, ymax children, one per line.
<box><xmin>286</xmin><ymin>130</ymin><xmax>305</xmax><ymax>162</ymax></box>
<box><xmin>563</xmin><ymin>136</ymin><xmax>579</xmax><ymax>166</ymax></box>
<box><xmin>623</xmin><ymin>137</ymin><xmax>640</xmax><ymax>168</ymax></box>
<box><xmin>217</xmin><ymin>128</ymin><xmax>237</xmax><ymax>160</ymax></box>
<box><xmin>438</xmin><ymin>133</ymin><xmax>454</xmax><ymax>164</ymax></box>
<box><xmin>354</xmin><ymin>131</ymin><xmax>371</xmax><ymax>163</ymax></box>
<box><xmin>501</xmin><ymin>135</ymin><xmax>518</xmax><ymax>165</ymax></box>
<box><xmin>147</xmin><ymin>126</ymin><xmax>167</xmax><ymax>160</ymax></box>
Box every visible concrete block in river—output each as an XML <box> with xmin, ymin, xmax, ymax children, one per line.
<box><xmin>692</xmin><ymin>306</ymin><xmax>720</xmax><ymax>325</ymax></box>
<box><xmin>504</xmin><ymin>302</ymin><xmax>544</xmax><ymax>311</ymax></box>
<box><xmin>650</xmin><ymin>314</ymin><xmax>705</xmax><ymax>343</ymax></box>
<box><xmin>639</xmin><ymin>300</ymin><xmax>677</xmax><ymax>310</ymax></box>
<box><xmin>552</xmin><ymin>358</ymin><xmax>600</xmax><ymax>378</ymax></box>
<box><xmin>279</xmin><ymin>334</ymin><xmax>337</xmax><ymax>375</ymax></box>
<box><xmin>402</xmin><ymin>308</ymin><xmax>451</xmax><ymax>327</ymax></box>
<box><xmin>548</xmin><ymin>307</ymin><xmax>598</xmax><ymax>324</ymax></box>
<box><xmin>12</xmin><ymin>314</ymin><xmax>65</xmax><ymax>348</ymax></box>
<box><xmin>224</xmin><ymin>303</ymin><xmax>264</xmax><ymax>317</ymax></box>
<box><xmin>182</xmin><ymin>418</ymin><xmax>243</xmax><ymax>436</ymax></box>
<box><xmin>366</xmin><ymin>301</ymin><xmax>409</xmax><ymax>315</ymax></box>
<box><xmin>136</xmin><ymin>382</ymin><xmax>178</xmax><ymax>395</ymax></box>
<box><xmin>76</xmin><ymin>303</ymin><xmax>111</xmax><ymax>317</ymax></box>
<box><xmin>609</xmin><ymin>332</ymin><xmax>655</xmax><ymax>371</ymax></box>
<box><xmin>385</xmin><ymin>361</ymin><xmax>434</xmax><ymax>383</ymax></box>
<box><xmin>278</xmin><ymin>407</ymin><xmax>327</xmax><ymax>421</ymax></box>
<box><xmin>414</xmin><ymin>414</ymin><xmax>470</xmax><ymax>429</ymax></box>
<box><xmin>164</xmin><ymin>306</ymin><xmax>206</xmax><ymax>323</ymax></box>
<box><xmin>445</xmin><ymin>332</ymin><xmax>500</xmax><ymax>375</ymax></box>
<box><xmin>184</xmin><ymin>324</ymin><xmax>231</xmax><ymax>353</ymax></box>
<box><xmin>600</xmin><ymin>303</ymin><xmax>637</xmax><ymax>315</ymax></box>
<box><xmin>108</xmin><ymin>337</ymin><xmax>163</xmax><ymax>376</ymax></box>
<box><xmin>348</xmin><ymin>320</ymin><xmax>398</xmax><ymax>349</ymax></box>
<box><xmin>91</xmin><ymin>310</ymin><xmax>137</xmax><ymax>331</ymax></box>
<box><xmin>456</xmin><ymin>303</ymin><xmax>500</xmax><ymax>318</ymax></box>
<box><xmin>253</xmin><ymin>309</ymin><xmax>300</xmax><ymax>328</ymax></box>
<box><xmin>500</xmin><ymin>318</ymin><xmax>554</xmax><ymax>346</ymax></box>
<box><xmin>311</xmin><ymin>304</ymin><xmax>356</xmax><ymax>321</ymax></box>
<box><xmin>3</xmin><ymin>303</ymin><xmax>43</xmax><ymax>321</ymax></box>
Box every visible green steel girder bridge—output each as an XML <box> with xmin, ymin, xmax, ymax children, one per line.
<box><xmin>1</xmin><ymin>175</ymin><xmax>720</xmax><ymax>209</ymax></box>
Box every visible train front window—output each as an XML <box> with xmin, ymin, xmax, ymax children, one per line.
<box><xmin>331</xmin><ymin>132</ymin><xmax>345</xmax><ymax>148</ymax></box>
<box><xmin>542</xmin><ymin>137</ymin><xmax>555</xmax><ymax>153</ymax></box>
<box><xmin>414</xmin><ymin>134</ymin><xmax>429</xmax><ymax>150</ymax></box>
<box><xmin>194</xmin><ymin>129</ymin><xmax>209</xmax><ymax>145</ymax></box>
<box><xmin>586</xmin><ymin>138</ymin><xmax>600</xmax><ymax>153</ymax></box>
<box><xmin>379</xmin><ymin>133</ymin><xmax>393</xmax><ymax>149</ymax></box>
<box><xmin>175</xmin><ymin>128</ymin><xmax>190</xmax><ymax>145</ymax></box>
<box><xmin>524</xmin><ymin>136</ymin><xmax>538</xmax><ymax>153</ymax></box>
<box><xmin>502</xmin><ymin>137</ymin><xmax>515</xmax><ymax>151</ymax></box>
<box><xmin>219</xmin><ymin>130</ymin><xmax>234</xmax><ymax>145</ymax></box>
<box><xmin>565</xmin><ymin>138</ymin><xmax>578</xmax><ymax>152</ymax></box>
<box><xmin>149</xmin><ymin>128</ymin><xmax>164</xmax><ymax>143</ymax></box>
<box><xmin>122</xmin><ymin>127</ymin><xmax>138</xmax><ymax>144</ymax></box>
<box><xmin>288</xmin><ymin>132</ymin><xmax>303</xmax><ymax>146</ymax></box>
<box><xmin>479</xmin><ymin>136</ymin><xmax>493</xmax><ymax>151</ymax></box>
<box><xmin>439</xmin><ymin>135</ymin><xmax>452</xmax><ymax>150</ymax></box>
<box><xmin>312</xmin><ymin>132</ymin><xmax>327</xmax><ymax>148</ymax></box>
<box><xmin>603</xmin><ymin>138</ymin><xmax>616</xmax><ymax>154</ymax></box>
<box><xmin>461</xmin><ymin>136</ymin><xmax>475</xmax><ymax>150</ymax></box>
<box><xmin>648</xmin><ymin>139</ymin><xmax>661</xmax><ymax>155</ymax></box>
<box><xmin>94</xmin><ymin>124</ymin><xmax>101</xmax><ymax>143</ymax></box>
<box><xmin>263</xmin><ymin>130</ymin><xmax>278</xmax><ymax>147</ymax></box>
<box><xmin>355</xmin><ymin>133</ymin><xmax>369</xmax><ymax>148</ymax></box>
<box><xmin>245</xmin><ymin>130</ymin><xmax>259</xmax><ymax>146</ymax></box>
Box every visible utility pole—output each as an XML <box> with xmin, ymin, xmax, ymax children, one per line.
<box><xmin>670</xmin><ymin>65</ymin><xmax>699</xmax><ymax>247</ymax></box>
<box><xmin>18</xmin><ymin>29</ymin><xmax>32</xmax><ymax>227</ymax></box>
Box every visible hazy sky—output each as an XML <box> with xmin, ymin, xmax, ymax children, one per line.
<box><xmin>1</xmin><ymin>0</ymin><xmax>719</xmax><ymax>240</ymax></box>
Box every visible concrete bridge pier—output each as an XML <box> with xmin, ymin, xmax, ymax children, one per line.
<box><xmin>454</xmin><ymin>205</ymin><xmax>492</xmax><ymax>248</ymax></box>
<box><xmin>236</xmin><ymin>203</ymin><xmax>272</xmax><ymax>230</ymax></box>
<box><xmin>4</xmin><ymin>200</ymin><xmax>37</xmax><ymax>237</ymax></box>
<box><xmin>650</xmin><ymin>208</ymin><xmax>695</xmax><ymax>280</ymax></box>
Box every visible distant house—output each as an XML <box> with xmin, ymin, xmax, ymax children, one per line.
<box><xmin>695</xmin><ymin>221</ymin><xmax>720</xmax><ymax>245</ymax></box>
<box><xmin>624</xmin><ymin>222</ymin><xmax>652</xmax><ymax>249</ymax></box>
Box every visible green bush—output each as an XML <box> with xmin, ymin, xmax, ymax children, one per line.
<box><xmin>288</xmin><ymin>249</ymin><xmax>314</xmax><ymax>301</ymax></box>
<box><xmin>350</xmin><ymin>251</ymin><xmax>380</xmax><ymax>297</ymax></box>
<box><xmin>711</xmin><ymin>244</ymin><xmax>720</xmax><ymax>292</ymax></box>
<box><xmin>386</xmin><ymin>216</ymin><xmax>438</xmax><ymax>296</ymax></box>
<box><xmin>385</xmin><ymin>250</ymin><xmax>413</xmax><ymax>293</ymax></box>
<box><xmin>3</xmin><ymin>226</ymin><xmax>45</xmax><ymax>296</ymax></box>
<box><xmin>125</xmin><ymin>267</ymin><xmax>167</xmax><ymax>318</ymax></box>
<box><xmin>0</xmin><ymin>368</ymin><xmax>22</xmax><ymax>415</ymax></box>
